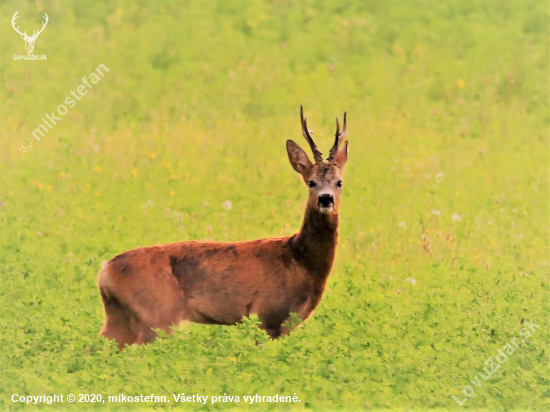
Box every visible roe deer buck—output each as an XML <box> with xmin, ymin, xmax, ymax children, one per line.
<box><xmin>98</xmin><ymin>106</ymin><xmax>349</xmax><ymax>349</ymax></box>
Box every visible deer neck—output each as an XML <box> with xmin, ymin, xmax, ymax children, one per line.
<box><xmin>290</xmin><ymin>206</ymin><xmax>339</xmax><ymax>277</ymax></box>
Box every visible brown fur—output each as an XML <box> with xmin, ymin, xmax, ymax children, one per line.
<box><xmin>98</xmin><ymin>109</ymin><xmax>348</xmax><ymax>349</ymax></box>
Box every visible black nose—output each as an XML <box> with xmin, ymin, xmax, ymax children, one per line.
<box><xmin>318</xmin><ymin>194</ymin><xmax>334</xmax><ymax>207</ymax></box>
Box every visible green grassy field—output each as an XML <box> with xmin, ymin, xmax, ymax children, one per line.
<box><xmin>0</xmin><ymin>0</ymin><xmax>548</xmax><ymax>410</ymax></box>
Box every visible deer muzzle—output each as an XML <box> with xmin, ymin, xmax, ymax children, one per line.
<box><xmin>318</xmin><ymin>194</ymin><xmax>334</xmax><ymax>212</ymax></box>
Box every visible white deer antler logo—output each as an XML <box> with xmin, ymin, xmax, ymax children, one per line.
<box><xmin>12</xmin><ymin>11</ymin><xmax>49</xmax><ymax>54</ymax></box>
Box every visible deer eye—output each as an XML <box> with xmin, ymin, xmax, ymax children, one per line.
<box><xmin>336</xmin><ymin>181</ymin><xmax>343</xmax><ymax>188</ymax></box>
<box><xmin>308</xmin><ymin>181</ymin><xmax>316</xmax><ymax>188</ymax></box>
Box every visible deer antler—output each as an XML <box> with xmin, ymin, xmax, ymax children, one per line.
<box><xmin>28</xmin><ymin>13</ymin><xmax>48</xmax><ymax>40</ymax></box>
<box><xmin>11</xmin><ymin>11</ymin><xmax>27</xmax><ymax>37</ymax></box>
<box><xmin>300</xmin><ymin>106</ymin><xmax>323</xmax><ymax>164</ymax></box>
<box><xmin>327</xmin><ymin>112</ymin><xmax>347</xmax><ymax>162</ymax></box>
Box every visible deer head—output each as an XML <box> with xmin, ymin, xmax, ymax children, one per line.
<box><xmin>287</xmin><ymin>106</ymin><xmax>348</xmax><ymax>215</ymax></box>
<box><xmin>12</xmin><ymin>11</ymin><xmax>49</xmax><ymax>54</ymax></box>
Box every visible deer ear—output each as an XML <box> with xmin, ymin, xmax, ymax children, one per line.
<box><xmin>286</xmin><ymin>140</ymin><xmax>313</xmax><ymax>177</ymax></box>
<box><xmin>334</xmin><ymin>140</ymin><xmax>348</xmax><ymax>171</ymax></box>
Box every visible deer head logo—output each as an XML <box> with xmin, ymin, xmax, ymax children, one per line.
<box><xmin>12</xmin><ymin>11</ymin><xmax>49</xmax><ymax>54</ymax></box>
